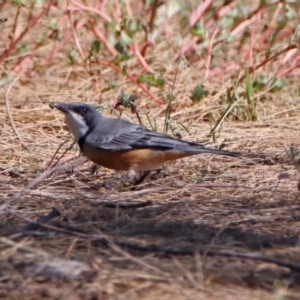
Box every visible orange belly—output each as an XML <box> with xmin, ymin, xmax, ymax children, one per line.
<box><xmin>82</xmin><ymin>146</ymin><xmax>195</xmax><ymax>171</ymax></box>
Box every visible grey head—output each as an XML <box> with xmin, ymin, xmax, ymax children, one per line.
<box><xmin>54</xmin><ymin>102</ymin><xmax>101</xmax><ymax>141</ymax></box>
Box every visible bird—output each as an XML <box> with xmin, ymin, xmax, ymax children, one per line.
<box><xmin>52</xmin><ymin>102</ymin><xmax>240</xmax><ymax>179</ymax></box>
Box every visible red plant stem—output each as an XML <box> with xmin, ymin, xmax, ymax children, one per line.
<box><xmin>236</xmin><ymin>44</ymin><xmax>297</xmax><ymax>85</ymax></box>
<box><xmin>70</xmin><ymin>0</ymin><xmax>112</xmax><ymax>23</ymax></box>
<box><xmin>141</xmin><ymin>0</ymin><xmax>160</xmax><ymax>57</ymax></box>
<box><xmin>215</xmin><ymin>2</ymin><xmax>236</xmax><ymax>19</ymax></box>
<box><xmin>231</xmin><ymin>14</ymin><xmax>257</xmax><ymax>37</ymax></box>
<box><xmin>11</xmin><ymin>54</ymin><xmax>33</xmax><ymax>74</ymax></box>
<box><xmin>98</xmin><ymin>0</ymin><xmax>109</xmax><ymax>11</ymax></box>
<box><xmin>113</xmin><ymin>0</ymin><xmax>122</xmax><ymax>23</ymax></box>
<box><xmin>189</xmin><ymin>0</ymin><xmax>213</xmax><ymax>27</ymax></box>
<box><xmin>10</xmin><ymin>12</ymin><xmax>69</xmax><ymax>73</ymax></box>
<box><xmin>91</xmin><ymin>24</ymin><xmax>118</xmax><ymax>57</ymax></box>
<box><xmin>130</xmin><ymin>44</ymin><xmax>154</xmax><ymax>73</ymax></box>
<box><xmin>0</xmin><ymin>0</ymin><xmax>56</xmax><ymax>64</ymax></box>
<box><xmin>68</xmin><ymin>11</ymin><xmax>85</xmax><ymax>61</ymax></box>
<box><xmin>40</xmin><ymin>18</ymin><xmax>88</xmax><ymax>66</ymax></box>
<box><xmin>230</xmin><ymin>2</ymin><xmax>266</xmax><ymax>36</ymax></box>
<box><xmin>148</xmin><ymin>0</ymin><xmax>160</xmax><ymax>32</ymax></box>
<box><xmin>205</xmin><ymin>27</ymin><xmax>219</xmax><ymax>78</ymax></box>
<box><xmin>209</xmin><ymin>63</ymin><xmax>239</xmax><ymax>77</ymax></box>
<box><xmin>257</xmin><ymin>3</ymin><xmax>283</xmax><ymax>45</ymax></box>
<box><xmin>0</xmin><ymin>1</ymin><xmax>6</xmax><ymax>11</ymax></box>
<box><xmin>281</xmin><ymin>48</ymin><xmax>298</xmax><ymax>65</ymax></box>
<box><xmin>98</xmin><ymin>60</ymin><xmax>166</xmax><ymax>105</ymax></box>
<box><xmin>124</xmin><ymin>0</ymin><xmax>133</xmax><ymax>18</ymax></box>
<box><xmin>277</xmin><ymin>58</ymin><xmax>300</xmax><ymax>78</ymax></box>
<box><xmin>141</xmin><ymin>40</ymin><xmax>154</xmax><ymax>58</ymax></box>
<box><xmin>245</xmin><ymin>13</ymin><xmax>259</xmax><ymax>64</ymax></box>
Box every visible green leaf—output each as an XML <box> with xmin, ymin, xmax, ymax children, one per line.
<box><xmin>17</xmin><ymin>43</ymin><xmax>27</xmax><ymax>53</ymax></box>
<box><xmin>67</xmin><ymin>49</ymin><xmax>76</xmax><ymax>64</ymax></box>
<box><xmin>0</xmin><ymin>75</ymin><xmax>16</xmax><ymax>87</ymax></box>
<box><xmin>49</xmin><ymin>18</ymin><xmax>58</xmax><ymax>30</ymax></box>
<box><xmin>190</xmin><ymin>85</ymin><xmax>209</xmax><ymax>102</ymax></box>
<box><xmin>114</xmin><ymin>41</ymin><xmax>127</xmax><ymax>54</ymax></box>
<box><xmin>113</xmin><ymin>52</ymin><xmax>133</xmax><ymax>64</ymax></box>
<box><xmin>121</xmin><ymin>65</ymin><xmax>128</xmax><ymax>75</ymax></box>
<box><xmin>137</xmin><ymin>73</ymin><xmax>156</xmax><ymax>86</ymax></box>
<box><xmin>120</xmin><ymin>18</ymin><xmax>129</xmax><ymax>29</ymax></box>
<box><xmin>292</xmin><ymin>24</ymin><xmax>300</xmax><ymax>42</ymax></box>
<box><xmin>0</xmin><ymin>18</ymin><xmax>8</xmax><ymax>23</ymax></box>
<box><xmin>265</xmin><ymin>47</ymin><xmax>272</xmax><ymax>58</ymax></box>
<box><xmin>269</xmin><ymin>77</ymin><xmax>287</xmax><ymax>92</ymax></box>
<box><xmin>108</xmin><ymin>81</ymin><xmax>119</xmax><ymax>89</ymax></box>
<box><xmin>120</xmin><ymin>31</ymin><xmax>132</xmax><ymax>45</ymax></box>
<box><xmin>253</xmin><ymin>75</ymin><xmax>268</xmax><ymax>91</ymax></box>
<box><xmin>190</xmin><ymin>24</ymin><xmax>207</xmax><ymax>39</ymax></box>
<box><xmin>12</xmin><ymin>0</ymin><xmax>25</xmax><ymax>5</ymax></box>
<box><xmin>245</xmin><ymin>67</ymin><xmax>252</xmax><ymax>105</ymax></box>
<box><xmin>285</xmin><ymin>5</ymin><xmax>296</xmax><ymax>19</ymax></box>
<box><xmin>277</xmin><ymin>15</ymin><xmax>288</xmax><ymax>29</ymax></box>
<box><xmin>156</xmin><ymin>76</ymin><xmax>165</xmax><ymax>89</ymax></box>
<box><xmin>91</xmin><ymin>39</ymin><xmax>101</xmax><ymax>53</ymax></box>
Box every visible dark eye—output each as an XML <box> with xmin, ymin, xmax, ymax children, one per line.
<box><xmin>80</xmin><ymin>108</ymin><xmax>87</xmax><ymax>115</ymax></box>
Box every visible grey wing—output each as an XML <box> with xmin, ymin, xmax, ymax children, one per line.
<box><xmin>86</xmin><ymin>120</ymin><xmax>195</xmax><ymax>151</ymax></box>
<box><xmin>85</xmin><ymin>118</ymin><xmax>240</xmax><ymax>157</ymax></box>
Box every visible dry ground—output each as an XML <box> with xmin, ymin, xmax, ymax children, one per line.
<box><xmin>1</xmin><ymin>75</ymin><xmax>300</xmax><ymax>300</ymax></box>
<box><xmin>2</xmin><ymin>1</ymin><xmax>300</xmax><ymax>299</ymax></box>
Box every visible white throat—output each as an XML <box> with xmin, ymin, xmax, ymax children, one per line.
<box><xmin>64</xmin><ymin>111</ymin><xmax>89</xmax><ymax>141</ymax></box>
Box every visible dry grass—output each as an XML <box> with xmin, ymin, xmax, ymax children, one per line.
<box><xmin>1</xmin><ymin>90</ymin><xmax>300</xmax><ymax>299</ymax></box>
<box><xmin>1</xmin><ymin>1</ymin><xmax>300</xmax><ymax>299</ymax></box>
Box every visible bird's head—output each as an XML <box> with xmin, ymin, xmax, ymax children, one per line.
<box><xmin>53</xmin><ymin>102</ymin><xmax>100</xmax><ymax>141</ymax></box>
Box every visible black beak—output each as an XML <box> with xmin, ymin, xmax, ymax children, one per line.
<box><xmin>52</xmin><ymin>103</ymin><xmax>70</xmax><ymax>114</ymax></box>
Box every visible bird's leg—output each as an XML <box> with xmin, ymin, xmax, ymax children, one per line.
<box><xmin>133</xmin><ymin>170</ymin><xmax>151</xmax><ymax>185</ymax></box>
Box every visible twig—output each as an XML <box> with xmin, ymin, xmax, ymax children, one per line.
<box><xmin>91</xmin><ymin>23</ymin><xmax>118</xmax><ymax>56</ymax></box>
<box><xmin>0</xmin><ymin>166</ymin><xmax>23</xmax><ymax>178</ymax></box>
<box><xmin>131</xmin><ymin>44</ymin><xmax>154</xmax><ymax>73</ymax></box>
<box><xmin>22</xmin><ymin>207</ymin><xmax>61</xmax><ymax>232</ymax></box>
<box><xmin>70</xmin><ymin>0</ymin><xmax>112</xmax><ymax>23</ymax></box>
<box><xmin>0</xmin><ymin>157</ymin><xmax>87</xmax><ymax>213</ymax></box>
<box><xmin>0</xmin><ymin>236</ymin><xmax>50</xmax><ymax>257</ymax></box>
<box><xmin>189</xmin><ymin>0</ymin><xmax>213</xmax><ymax>27</ymax></box>
<box><xmin>102</xmin><ymin>200</ymin><xmax>152</xmax><ymax>209</ymax></box>
<box><xmin>235</xmin><ymin>44</ymin><xmax>297</xmax><ymax>86</ymax></box>
<box><xmin>46</xmin><ymin>138</ymin><xmax>76</xmax><ymax>169</ymax></box>
<box><xmin>148</xmin><ymin>0</ymin><xmax>160</xmax><ymax>32</ymax></box>
<box><xmin>204</xmin><ymin>27</ymin><xmax>219</xmax><ymax>78</ymax></box>
<box><xmin>68</xmin><ymin>7</ymin><xmax>85</xmax><ymax>61</ymax></box>
<box><xmin>115</xmin><ymin>242</ymin><xmax>300</xmax><ymax>273</ymax></box>
<box><xmin>5</xmin><ymin>76</ymin><xmax>30</xmax><ymax>151</ymax></box>
<box><xmin>277</xmin><ymin>58</ymin><xmax>300</xmax><ymax>78</ymax></box>
<box><xmin>10</xmin><ymin>207</ymin><xmax>61</xmax><ymax>239</ymax></box>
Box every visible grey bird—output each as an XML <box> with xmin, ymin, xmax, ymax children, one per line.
<box><xmin>53</xmin><ymin>102</ymin><xmax>240</xmax><ymax>173</ymax></box>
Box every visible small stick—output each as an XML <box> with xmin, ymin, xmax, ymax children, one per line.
<box><xmin>10</xmin><ymin>207</ymin><xmax>61</xmax><ymax>239</ymax></box>
<box><xmin>102</xmin><ymin>200</ymin><xmax>152</xmax><ymax>209</ymax></box>
<box><xmin>46</xmin><ymin>138</ymin><xmax>76</xmax><ymax>169</ymax></box>
<box><xmin>0</xmin><ymin>166</ymin><xmax>23</xmax><ymax>178</ymax></box>
<box><xmin>21</xmin><ymin>207</ymin><xmax>61</xmax><ymax>232</ymax></box>
<box><xmin>204</xmin><ymin>27</ymin><xmax>219</xmax><ymax>78</ymax></box>
<box><xmin>5</xmin><ymin>76</ymin><xmax>30</xmax><ymax>151</ymax></box>
<box><xmin>116</xmin><ymin>242</ymin><xmax>300</xmax><ymax>273</ymax></box>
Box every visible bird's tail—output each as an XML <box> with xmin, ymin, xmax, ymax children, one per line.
<box><xmin>187</xmin><ymin>146</ymin><xmax>241</xmax><ymax>157</ymax></box>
